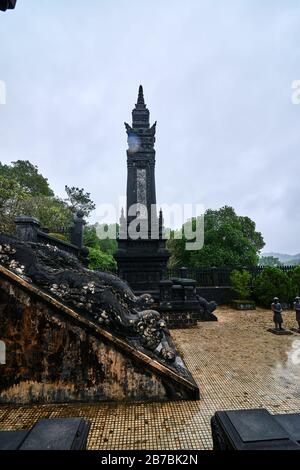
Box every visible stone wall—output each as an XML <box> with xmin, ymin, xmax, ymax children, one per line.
<box><xmin>197</xmin><ymin>287</ymin><xmax>235</xmax><ymax>305</ymax></box>
<box><xmin>0</xmin><ymin>272</ymin><xmax>198</xmax><ymax>404</ymax></box>
<box><xmin>161</xmin><ymin>310</ymin><xmax>199</xmax><ymax>329</ymax></box>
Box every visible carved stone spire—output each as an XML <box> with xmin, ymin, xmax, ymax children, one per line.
<box><xmin>132</xmin><ymin>84</ymin><xmax>149</xmax><ymax>128</ymax></box>
<box><xmin>119</xmin><ymin>207</ymin><xmax>127</xmax><ymax>239</ymax></box>
<box><xmin>136</xmin><ymin>85</ymin><xmax>146</xmax><ymax>108</ymax></box>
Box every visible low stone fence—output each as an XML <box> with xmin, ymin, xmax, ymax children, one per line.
<box><xmin>167</xmin><ymin>266</ymin><xmax>295</xmax><ymax>288</ymax></box>
<box><xmin>14</xmin><ymin>214</ymin><xmax>89</xmax><ymax>265</ymax></box>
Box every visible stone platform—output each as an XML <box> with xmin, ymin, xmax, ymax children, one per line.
<box><xmin>267</xmin><ymin>328</ymin><xmax>293</xmax><ymax>335</ymax></box>
<box><xmin>291</xmin><ymin>328</ymin><xmax>300</xmax><ymax>334</ymax></box>
<box><xmin>1</xmin><ymin>307</ymin><xmax>300</xmax><ymax>449</ymax></box>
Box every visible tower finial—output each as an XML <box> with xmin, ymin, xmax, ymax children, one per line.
<box><xmin>137</xmin><ymin>84</ymin><xmax>145</xmax><ymax>106</ymax></box>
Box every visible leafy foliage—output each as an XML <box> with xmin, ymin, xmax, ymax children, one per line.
<box><xmin>230</xmin><ymin>269</ymin><xmax>251</xmax><ymax>300</ymax></box>
<box><xmin>0</xmin><ymin>175</ymin><xmax>30</xmax><ymax>233</ymax></box>
<box><xmin>167</xmin><ymin>206</ymin><xmax>265</xmax><ymax>268</ymax></box>
<box><xmin>84</xmin><ymin>224</ymin><xmax>117</xmax><ymax>254</ymax></box>
<box><xmin>253</xmin><ymin>267</ymin><xmax>295</xmax><ymax>307</ymax></box>
<box><xmin>17</xmin><ymin>196</ymin><xmax>73</xmax><ymax>230</ymax></box>
<box><xmin>291</xmin><ymin>266</ymin><xmax>300</xmax><ymax>296</ymax></box>
<box><xmin>0</xmin><ymin>160</ymin><xmax>95</xmax><ymax>235</ymax></box>
<box><xmin>84</xmin><ymin>225</ymin><xmax>117</xmax><ymax>271</ymax></box>
<box><xmin>87</xmin><ymin>247</ymin><xmax>117</xmax><ymax>271</ymax></box>
<box><xmin>0</xmin><ymin>160</ymin><xmax>53</xmax><ymax>197</ymax></box>
<box><xmin>65</xmin><ymin>186</ymin><xmax>96</xmax><ymax>217</ymax></box>
<box><xmin>259</xmin><ymin>256</ymin><xmax>282</xmax><ymax>267</ymax></box>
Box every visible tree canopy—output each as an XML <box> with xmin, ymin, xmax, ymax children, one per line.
<box><xmin>0</xmin><ymin>160</ymin><xmax>54</xmax><ymax>197</ymax></box>
<box><xmin>0</xmin><ymin>160</ymin><xmax>97</xmax><ymax>232</ymax></box>
<box><xmin>83</xmin><ymin>225</ymin><xmax>117</xmax><ymax>271</ymax></box>
<box><xmin>0</xmin><ymin>159</ymin><xmax>119</xmax><ymax>271</ymax></box>
<box><xmin>167</xmin><ymin>206</ymin><xmax>265</xmax><ymax>268</ymax></box>
<box><xmin>65</xmin><ymin>186</ymin><xmax>96</xmax><ymax>217</ymax></box>
<box><xmin>259</xmin><ymin>255</ymin><xmax>282</xmax><ymax>267</ymax></box>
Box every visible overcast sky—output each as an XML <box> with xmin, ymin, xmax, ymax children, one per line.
<box><xmin>1</xmin><ymin>0</ymin><xmax>300</xmax><ymax>253</ymax></box>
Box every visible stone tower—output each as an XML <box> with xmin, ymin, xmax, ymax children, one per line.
<box><xmin>115</xmin><ymin>85</ymin><xmax>170</xmax><ymax>294</ymax></box>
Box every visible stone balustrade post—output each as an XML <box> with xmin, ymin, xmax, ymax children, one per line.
<box><xmin>14</xmin><ymin>216</ymin><xmax>41</xmax><ymax>243</ymax></box>
<box><xmin>180</xmin><ymin>266</ymin><xmax>188</xmax><ymax>279</ymax></box>
<box><xmin>70</xmin><ymin>211</ymin><xmax>86</xmax><ymax>248</ymax></box>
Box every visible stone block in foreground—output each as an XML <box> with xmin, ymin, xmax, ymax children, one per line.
<box><xmin>0</xmin><ymin>418</ymin><xmax>90</xmax><ymax>450</ymax></box>
<box><xmin>211</xmin><ymin>409</ymin><xmax>300</xmax><ymax>450</ymax></box>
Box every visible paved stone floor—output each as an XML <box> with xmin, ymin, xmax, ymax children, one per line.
<box><xmin>1</xmin><ymin>307</ymin><xmax>300</xmax><ymax>449</ymax></box>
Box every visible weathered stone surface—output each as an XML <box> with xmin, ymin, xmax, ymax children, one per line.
<box><xmin>0</xmin><ymin>233</ymin><xmax>199</xmax><ymax>403</ymax></box>
<box><xmin>0</xmin><ymin>418</ymin><xmax>90</xmax><ymax>450</ymax></box>
<box><xmin>158</xmin><ymin>278</ymin><xmax>218</xmax><ymax>327</ymax></box>
<box><xmin>211</xmin><ymin>409</ymin><xmax>300</xmax><ymax>450</ymax></box>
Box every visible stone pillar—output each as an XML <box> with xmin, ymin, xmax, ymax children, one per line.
<box><xmin>70</xmin><ymin>211</ymin><xmax>86</xmax><ymax>248</ymax></box>
<box><xmin>14</xmin><ymin>216</ymin><xmax>41</xmax><ymax>242</ymax></box>
<box><xmin>180</xmin><ymin>267</ymin><xmax>188</xmax><ymax>279</ymax></box>
<box><xmin>159</xmin><ymin>279</ymin><xmax>173</xmax><ymax>301</ymax></box>
<box><xmin>212</xmin><ymin>267</ymin><xmax>218</xmax><ymax>286</ymax></box>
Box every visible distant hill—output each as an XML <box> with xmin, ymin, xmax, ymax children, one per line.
<box><xmin>262</xmin><ymin>252</ymin><xmax>300</xmax><ymax>266</ymax></box>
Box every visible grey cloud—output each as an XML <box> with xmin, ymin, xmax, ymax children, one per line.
<box><xmin>1</xmin><ymin>0</ymin><xmax>300</xmax><ymax>253</ymax></box>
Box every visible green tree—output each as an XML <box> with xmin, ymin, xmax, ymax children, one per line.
<box><xmin>17</xmin><ymin>196</ymin><xmax>73</xmax><ymax>230</ymax></box>
<box><xmin>167</xmin><ymin>228</ymin><xmax>191</xmax><ymax>268</ymax></box>
<box><xmin>83</xmin><ymin>225</ymin><xmax>100</xmax><ymax>249</ymax></box>
<box><xmin>253</xmin><ymin>267</ymin><xmax>294</xmax><ymax>307</ymax></box>
<box><xmin>0</xmin><ymin>160</ymin><xmax>98</xmax><ymax>239</ymax></box>
<box><xmin>167</xmin><ymin>206</ymin><xmax>265</xmax><ymax>268</ymax></box>
<box><xmin>0</xmin><ymin>175</ymin><xmax>30</xmax><ymax>233</ymax></box>
<box><xmin>291</xmin><ymin>266</ymin><xmax>300</xmax><ymax>296</ymax></box>
<box><xmin>87</xmin><ymin>247</ymin><xmax>117</xmax><ymax>271</ymax></box>
<box><xmin>84</xmin><ymin>224</ymin><xmax>117</xmax><ymax>254</ymax></box>
<box><xmin>0</xmin><ymin>160</ymin><xmax>57</xmax><ymax>233</ymax></box>
<box><xmin>0</xmin><ymin>160</ymin><xmax>53</xmax><ymax>196</ymax></box>
<box><xmin>84</xmin><ymin>225</ymin><xmax>117</xmax><ymax>271</ymax></box>
<box><xmin>259</xmin><ymin>256</ymin><xmax>282</xmax><ymax>267</ymax></box>
<box><xmin>230</xmin><ymin>269</ymin><xmax>251</xmax><ymax>300</ymax></box>
<box><xmin>65</xmin><ymin>186</ymin><xmax>96</xmax><ymax>217</ymax></box>
<box><xmin>95</xmin><ymin>223</ymin><xmax>118</xmax><ymax>255</ymax></box>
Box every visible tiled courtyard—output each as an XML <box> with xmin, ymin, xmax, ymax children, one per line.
<box><xmin>1</xmin><ymin>307</ymin><xmax>300</xmax><ymax>449</ymax></box>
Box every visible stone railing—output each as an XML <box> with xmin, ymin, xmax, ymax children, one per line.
<box><xmin>14</xmin><ymin>213</ymin><xmax>89</xmax><ymax>265</ymax></box>
<box><xmin>167</xmin><ymin>266</ymin><xmax>296</xmax><ymax>288</ymax></box>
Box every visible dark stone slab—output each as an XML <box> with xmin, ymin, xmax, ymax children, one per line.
<box><xmin>19</xmin><ymin>418</ymin><xmax>90</xmax><ymax>450</ymax></box>
<box><xmin>291</xmin><ymin>328</ymin><xmax>300</xmax><ymax>334</ymax></box>
<box><xmin>267</xmin><ymin>328</ymin><xmax>293</xmax><ymax>335</ymax></box>
<box><xmin>227</xmin><ymin>409</ymin><xmax>288</xmax><ymax>442</ymax></box>
<box><xmin>211</xmin><ymin>409</ymin><xmax>300</xmax><ymax>450</ymax></box>
<box><xmin>0</xmin><ymin>430</ymin><xmax>29</xmax><ymax>450</ymax></box>
<box><xmin>274</xmin><ymin>413</ymin><xmax>300</xmax><ymax>443</ymax></box>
